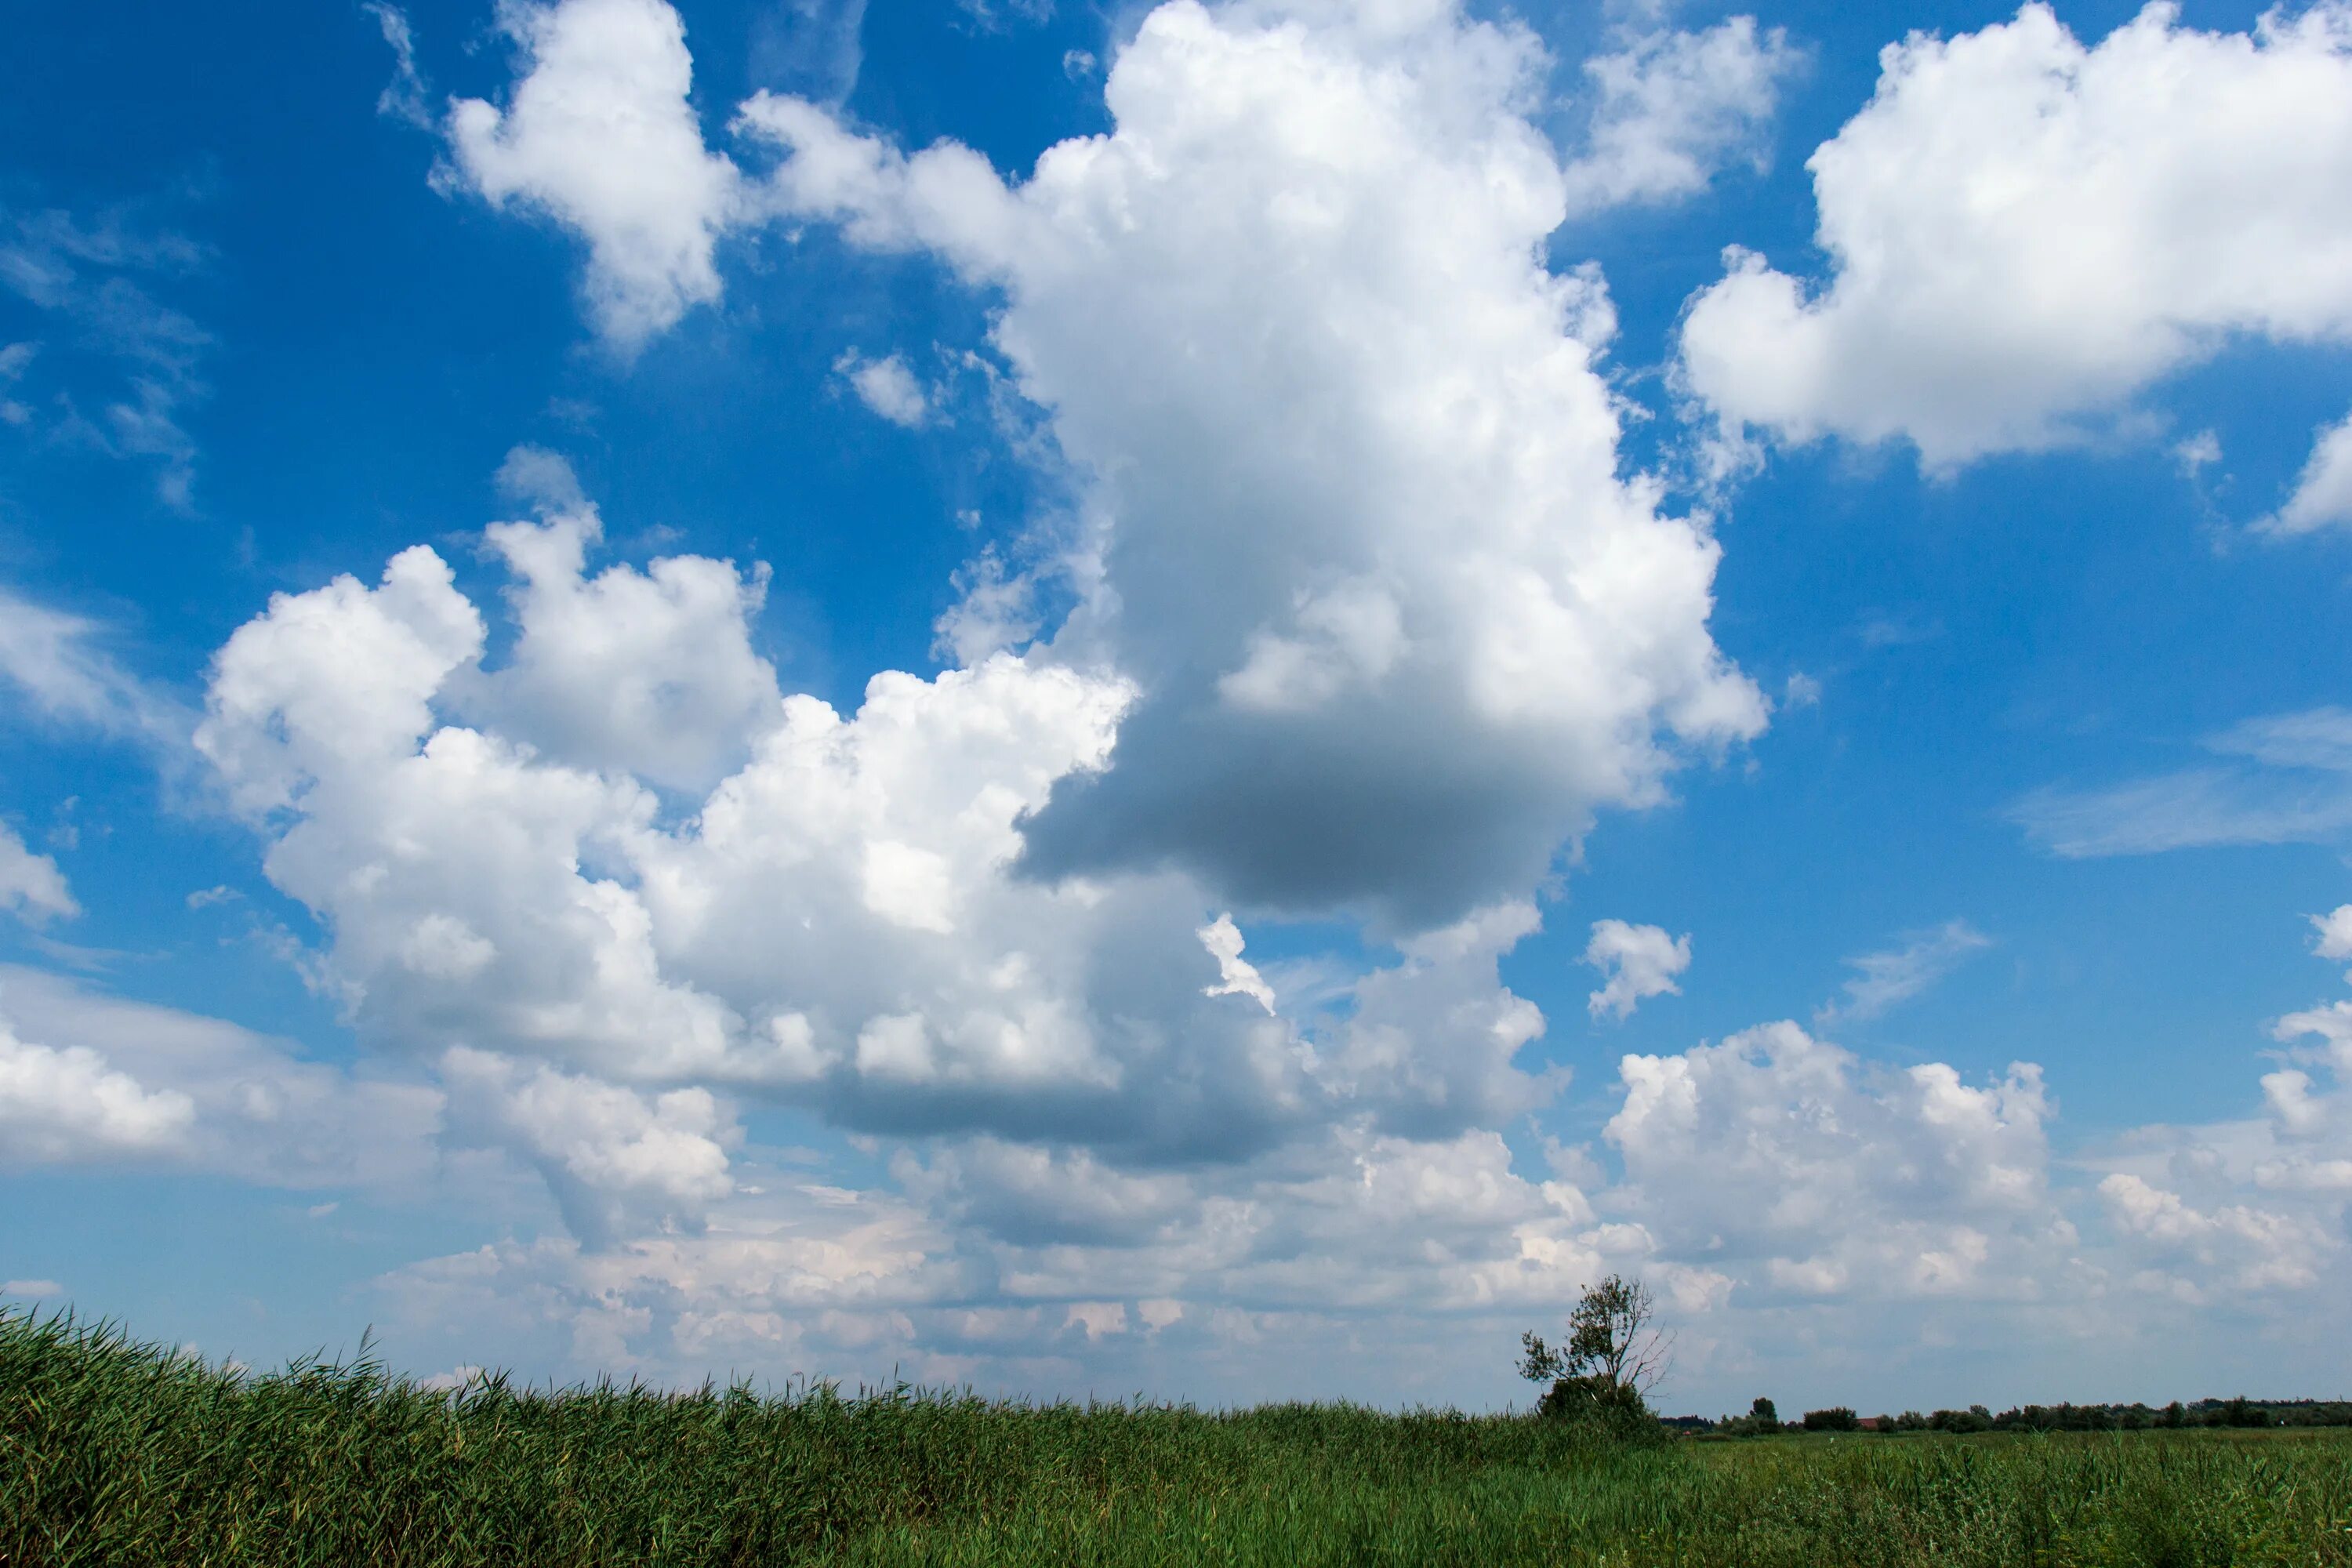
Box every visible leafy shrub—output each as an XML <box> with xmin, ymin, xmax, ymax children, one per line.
<box><xmin>1532</xmin><ymin>1374</ymin><xmax>1663</xmax><ymax>1441</ymax></box>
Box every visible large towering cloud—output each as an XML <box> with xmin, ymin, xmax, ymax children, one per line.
<box><xmin>738</xmin><ymin>0</ymin><xmax>1763</xmax><ymax>923</ymax></box>
<box><xmin>426</xmin><ymin>0</ymin><xmax>1769</xmax><ymax>923</ymax></box>
<box><xmin>1680</xmin><ymin>2</ymin><xmax>2352</xmax><ymax>468</ymax></box>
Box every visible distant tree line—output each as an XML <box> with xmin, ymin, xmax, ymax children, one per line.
<box><xmin>1522</xmin><ymin>1281</ymin><xmax>2350</xmax><ymax>1443</ymax></box>
<box><xmin>1664</xmin><ymin>1396</ymin><xmax>2352</xmax><ymax>1436</ymax></box>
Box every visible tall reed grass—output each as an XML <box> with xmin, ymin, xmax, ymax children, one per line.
<box><xmin>4</xmin><ymin>1308</ymin><xmax>2346</xmax><ymax>1566</ymax></box>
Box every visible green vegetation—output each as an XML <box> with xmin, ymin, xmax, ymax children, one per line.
<box><xmin>6</xmin><ymin>1308</ymin><xmax>2351</xmax><ymax>1567</ymax></box>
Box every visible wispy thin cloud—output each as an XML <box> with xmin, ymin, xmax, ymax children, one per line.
<box><xmin>953</xmin><ymin>0</ymin><xmax>1052</xmax><ymax>32</ymax></box>
<box><xmin>750</xmin><ymin>0</ymin><xmax>868</xmax><ymax>106</ymax></box>
<box><xmin>1817</xmin><ymin>920</ymin><xmax>1990</xmax><ymax>1025</ymax></box>
<box><xmin>0</xmin><ymin>585</ymin><xmax>189</xmax><ymax>749</ymax></box>
<box><xmin>2013</xmin><ymin>707</ymin><xmax>2352</xmax><ymax>858</ymax></box>
<box><xmin>1855</xmin><ymin>608</ymin><xmax>1943</xmax><ymax>649</ymax></box>
<box><xmin>364</xmin><ymin>3</ymin><xmax>434</xmax><ymax>129</ymax></box>
<box><xmin>0</xmin><ymin>198</ymin><xmax>212</xmax><ymax>508</ymax></box>
<box><xmin>2207</xmin><ymin>707</ymin><xmax>2352</xmax><ymax>773</ymax></box>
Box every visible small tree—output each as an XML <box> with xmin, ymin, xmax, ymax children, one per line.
<box><xmin>1519</xmin><ymin>1274</ymin><xmax>1671</xmax><ymax>1435</ymax></box>
<box><xmin>1748</xmin><ymin>1396</ymin><xmax>1782</xmax><ymax>1434</ymax></box>
<box><xmin>1519</xmin><ymin>1275</ymin><xmax>1670</xmax><ymax>1396</ymax></box>
<box><xmin>1802</xmin><ymin>1406</ymin><xmax>1860</xmax><ymax>1432</ymax></box>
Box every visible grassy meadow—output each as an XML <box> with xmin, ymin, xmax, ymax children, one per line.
<box><xmin>5</xmin><ymin>1309</ymin><xmax>2349</xmax><ymax>1567</ymax></box>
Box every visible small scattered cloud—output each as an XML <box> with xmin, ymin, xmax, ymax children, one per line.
<box><xmin>2259</xmin><ymin>407</ymin><xmax>2352</xmax><ymax>537</ymax></box>
<box><xmin>0</xmin><ymin>963</ymin><xmax>441</xmax><ymax>1185</ymax></box>
<box><xmin>833</xmin><ymin>350</ymin><xmax>931</xmax><ymax>428</ymax></box>
<box><xmin>931</xmin><ymin>546</ymin><xmax>1037</xmax><ymax>665</ymax></box>
<box><xmin>1198</xmin><ymin>914</ymin><xmax>1275</xmax><ymax>1014</ymax></box>
<box><xmin>953</xmin><ymin>0</ymin><xmax>1051</xmax><ymax>31</ymax></box>
<box><xmin>0</xmin><ymin>1279</ymin><xmax>63</xmax><ymax>1298</ymax></box>
<box><xmin>2173</xmin><ymin>428</ymin><xmax>2221</xmax><ymax>478</ymax></box>
<box><xmin>494</xmin><ymin>441</ymin><xmax>588</xmax><ymax>514</ymax></box>
<box><xmin>0</xmin><ymin>823</ymin><xmax>78</xmax><ymax>925</ymax></box>
<box><xmin>0</xmin><ymin>1003</ymin><xmax>196</xmax><ymax>1164</ymax></box>
<box><xmin>1062</xmin><ymin>49</ymin><xmax>1098</xmax><ymax>81</ymax></box>
<box><xmin>1855</xmin><ymin>609</ymin><xmax>1940</xmax><ymax>649</ymax></box>
<box><xmin>0</xmin><ymin>339</ymin><xmax>34</xmax><ymax>426</ymax></box>
<box><xmin>1562</xmin><ymin>15</ymin><xmax>1803</xmax><ymax>216</ymax></box>
<box><xmin>1817</xmin><ymin>920</ymin><xmax>1988</xmax><ymax>1025</ymax></box>
<box><xmin>2309</xmin><ymin>905</ymin><xmax>2352</xmax><ymax>985</ymax></box>
<box><xmin>1584</xmin><ymin>920</ymin><xmax>1690</xmax><ymax>1021</ymax></box>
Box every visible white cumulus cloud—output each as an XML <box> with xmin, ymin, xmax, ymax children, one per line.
<box><xmin>1680</xmin><ymin>2</ymin><xmax>2352</xmax><ymax>467</ymax></box>
<box><xmin>0</xmin><ymin>823</ymin><xmax>77</xmax><ymax>924</ymax></box>
<box><xmin>1198</xmin><ymin>914</ymin><xmax>1275</xmax><ymax>1014</ymax></box>
<box><xmin>444</xmin><ymin>0</ymin><xmax>746</xmax><ymax>349</ymax></box>
<box><xmin>1583</xmin><ymin>919</ymin><xmax>1690</xmax><ymax>1020</ymax></box>
<box><xmin>0</xmin><ymin>1010</ymin><xmax>194</xmax><ymax>1165</ymax></box>
<box><xmin>1608</xmin><ymin>1022</ymin><xmax>2071</xmax><ymax>1301</ymax></box>
<box><xmin>2080</xmin><ymin>914</ymin><xmax>2352</xmax><ymax>1310</ymax></box>
<box><xmin>2263</xmin><ymin>406</ymin><xmax>2352</xmax><ymax>536</ymax></box>
<box><xmin>2313</xmin><ymin>904</ymin><xmax>2352</xmax><ymax>981</ymax></box>
<box><xmin>739</xmin><ymin>0</ymin><xmax>1765</xmax><ymax>924</ymax></box>
<box><xmin>2098</xmin><ymin>1174</ymin><xmax>2328</xmax><ymax>1294</ymax></box>
<box><xmin>441</xmin><ymin>1046</ymin><xmax>739</xmax><ymax>1247</ymax></box>
<box><xmin>0</xmin><ymin>966</ymin><xmax>442</xmax><ymax>1188</ymax></box>
<box><xmin>470</xmin><ymin>458</ymin><xmax>783</xmax><ymax>793</ymax></box>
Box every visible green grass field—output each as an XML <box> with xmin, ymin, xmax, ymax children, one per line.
<box><xmin>5</xmin><ymin>1309</ymin><xmax>2348</xmax><ymax>1566</ymax></box>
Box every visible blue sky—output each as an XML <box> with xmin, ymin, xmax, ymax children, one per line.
<box><xmin>3</xmin><ymin>0</ymin><xmax>2350</xmax><ymax>1415</ymax></box>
